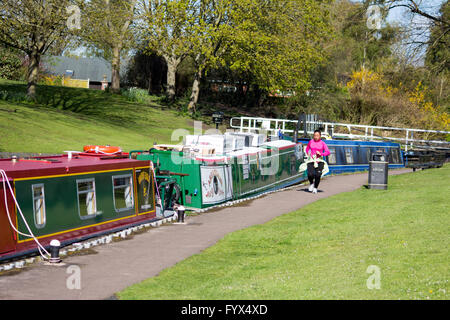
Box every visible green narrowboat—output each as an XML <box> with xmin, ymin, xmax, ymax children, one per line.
<box><xmin>131</xmin><ymin>132</ymin><xmax>306</xmax><ymax>209</ymax></box>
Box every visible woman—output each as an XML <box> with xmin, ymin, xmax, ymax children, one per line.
<box><xmin>305</xmin><ymin>130</ymin><xmax>330</xmax><ymax>194</ymax></box>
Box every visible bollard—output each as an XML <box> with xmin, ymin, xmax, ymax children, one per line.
<box><xmin>177</xmin><ymin>205</ymin><xmax>186</xmax><ymax>223</ymax></box>
<box><xmin>49</xmin><ymin>239</ymin><xmax>62</xmax><ymax>263</ymax></box>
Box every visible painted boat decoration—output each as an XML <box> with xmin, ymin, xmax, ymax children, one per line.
<box><xmin>0</xmin><ymin>151</ymin><xmax>178</xmax><ymax>262</ymax></box>
<box><xmin>130</xmin><ymin>132</ymin><xmax>305</xmax><ymax>210</ymax></box>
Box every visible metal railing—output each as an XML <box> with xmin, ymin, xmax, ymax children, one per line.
<box><xmin>230</xmin><ymin>116</ymin><xmax>450</xmax><ymax>152</ymax></box>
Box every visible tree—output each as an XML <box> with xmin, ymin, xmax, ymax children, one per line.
<box><xmin>384</xmin><ymin>0</ymin><xmax>450</xmax><ymax>63</ymax></box>
<box><xmin>124</xmin><ymin>49</ymin><xmax>167</xmax><ymax>93</ymax></box>
<box><xmin>386</xmin><ymin>0</ymin><xmax>449</xmax><ymax>26</ymax></box>
<box><xmin>77</xmin><ymin>0</ymin><xmax>138</xmax><ymax>93</ymax></box>
<box><xmin>0</xmin><ymin>0</ymin><xmax>75</xmax><ymax>98</ymax></box>
<box><xmin>184</xmin><ymin>0</ymin><xmax>333</xmax><ymax>112</ymax></box>
<box><xmin>294</xmin><ymin>0</ymin><xmax>408</xmax><ymax>122</ymax></box>
<box><xmin>425</xmin><ymin>1</ymin><xmax>449</xmax><ymax>73</ymax></box>
<box><xmin>186</xmin><ymin>0</ymin><xmax>235</xmax><ymax>111</ymax></box>
<box><xmin>140</xmin><ymin>0</ymin><xmax>197</xmax><ymax>101</ymax></box>
<box><xmin>226</xmin><ymin>0</ymin><xmax>333</xmax><ymax>100</ymax></box>
<box><xmin>425</xmin><ymin>1</ymin><xmax>449</xmax><ymax>108</ymax></box>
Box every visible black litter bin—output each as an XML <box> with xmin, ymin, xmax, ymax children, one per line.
<box><xmin>368</xmin><ymin>151</ymin><xmax>389</xmax><ymax>190</ymax></box>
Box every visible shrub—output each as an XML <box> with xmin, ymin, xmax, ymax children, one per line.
<box><xmin>40</xmin><ymin>74</ymin><xmax>64</xmax><ymax>86</ymax></box>
<box><xmin>0</xmin><ymin>89</ymin><xmax>30</xmax><ymax>103</ymax></box>
<box><xmin>0</xmin><ymin>47</ymin><xmax>25</xmax><ymax>80</ymax></box>
<box><xmin>121</xmin><ymin>87</ymin><xmax>153</xmax><ymax>104</ymax></box>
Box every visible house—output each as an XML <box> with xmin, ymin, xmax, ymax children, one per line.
<box><xmin>42</xmin><ymin>55</ymin><xmax>127</xmax><ymax>90</ymax></box>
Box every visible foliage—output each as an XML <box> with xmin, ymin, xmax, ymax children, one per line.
<box><xmin>137</xmin><ymin>0</ymin><xmax>333</xmax><ymax>110</ymax></box>
<box><xmin>139</xmin><ymin>0</ymin><xmax>198</xmax><ymax>100</ymax></box>
<box><xmin>40</xmin><ymin>75</ymin><xmax>64</xmax><ymax>87</ymax></box>
<box><xmin>0</xmin><ymin>46</ymin><xmax>24</xmax><ymax>80</ymax></box>
<box><xmin>225</xmin><ymin>0</ymin><xmax>333</xmax><ymax>94</ymax></box>
<box><xmin>140</xmin><ymin>0</ymin><xmax>196</xmax><ymax>60</ymax></box>
<box><xmin>425</xmin><ymin>1</ymin><xmax>450</xmax><ymax>74</ymax></box>
<box><xmin>75</xmin><ymin>0</ymin><xmax>139</xmax><ymax>92</ymax></box>
<box><xmin>123</xmin><ymin>49</ymin><xmax>167</xmax><ymax>94</ymax></box>
<box><xmin>0</xmin><ymin>0</ymin><xmax>76</xmax><ymax>97</ymax></box>
<box><xmin>121</xmin><ymin>87</ymin><xmax>154</xmax><ymax>104</ymax></box>
<box><xmin>345</xmin><ymin>67</ymin><xmax>449</xmax><ymax>131</ymax></box>
<box><xmin>0</xmin><ymin>0</ymin><xmax>447</xmax><ymax>131</ymax></box>
<box><xmin>0</xmin><ymin>89</ymin><xmax>30</xmax><ymax>103</ymax></box>
<box><xmin>408</xmin><ymin>82</ymin><xmax>450</xmax><ymax>131</ymax></box>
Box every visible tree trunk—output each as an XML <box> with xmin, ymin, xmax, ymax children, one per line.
<box><xmin>111</xmin><ymin>45</ymin><xmax>121</xmax><ymax>93</ymax></box>
<box><xmin>148</xmin><ymin>71</ymin><xmax>153</xmax><ymax>94</ymax></box>
<box><xmin>165</xmin><ymin>56</ymin><xmax>179</xmax><ymax>101</ymax></box>
<box><xmin>27</xmin><ymin>52</ymin><xmax>40</xmax><ymax>99</ymax></box>
<box><xmin>147</xmin><ymin>57</ymin><xmax>153</xmax><ymax>94</ymax></box>
<box><xmin>439</xmin><ymin>75</ymin><xmax>444</xmax><ymax>103</ymax></box>
<box><xmin>188</xmin><ymin>68</ymin><xmax>203</xmax><ymax>112</ymax></box>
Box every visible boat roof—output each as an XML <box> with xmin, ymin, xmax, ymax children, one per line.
<box><xmin>297</xmin><ymin>138</ymin><xmax>401</xmax><ymax>147</ymax></box>
<box><xmin>0</xmin><ymin>153</ymin><xmax>151</xmax><ymax>179</ymax></box>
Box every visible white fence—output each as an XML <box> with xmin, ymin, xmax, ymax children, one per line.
<box><xmin>230</xmin><ymin>116</ymin><xmax>450</xmax><ymax>152</ymax></box>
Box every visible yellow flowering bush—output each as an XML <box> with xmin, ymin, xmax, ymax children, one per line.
<box><xmin>345</xmin><ymin>68</ymin><xmax>449</xmax><ymax>132</ymax></box>
<box><xmin>408</xmin><ymin>82</ymin><xmax>449</xmax><ymax>131</ymax></box>
<box><xmin>41</xmin><ymin>74</ymin><xmax>63</xmax><ymax>86</ymax></box>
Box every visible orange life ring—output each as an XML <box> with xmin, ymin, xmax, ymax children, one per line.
<box><xmin>83</xmin><ymin>145</ymin><xmax>122</xmax><ymax>154</ymax></box>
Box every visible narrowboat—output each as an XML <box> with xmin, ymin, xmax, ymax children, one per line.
<box><xmin>0</xmin><ymin>151</ymin><xmax>177</xmax><ymax>262</ymax></box>
<box><xmin>403</xmin><ymin>149</ymin><xmax>446</xmax><ymax>171</ymax></box>
<box><xmin>294</xmin><ymin>138</ymin><xmax>405</xmax><ymax>174</ymax></box>
<box><xmin>231</xmin><ymin>115</ymin><xmax>450</xmax><ymax>174</ymax></box>
<box><xmin>130</xmin><ymin>132</ymin><xmax>305</xmax><ymax>210</ymax></box>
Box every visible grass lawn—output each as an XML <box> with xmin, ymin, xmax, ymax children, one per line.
<box><xmin>118</xmin><ymin>164</ymin><xmax>449</xmax><ymax>300</ymax></box>
<box><xmin>0</xmin><ymin>79</ymin><xmax>215</xmax><ymax>153</ymax></box>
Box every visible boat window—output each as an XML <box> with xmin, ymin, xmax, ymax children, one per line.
<box><xmin>112</xmin><ymin>175</ymin><xmax>134</xmax><ymax>212</ymax></box>
<box><xmin>390</xmin><ymin>148</ymin><xmax>400</xmax><ymax>163</ymax></box>
<box><xmin>32</xmin><ymin>184</ymin><xmax>46</xmax><ymax>228</ymax></box>
<box><xmin>328</xmin><ymin>147</ymin><xmax>337</xmax><ymax>164</ymax></box>
<box><xmin>345</xmin><ymin>147</ymin><xmax>354</xmax><ymax>164</ymax></box>
<box><xmin>77</xmin><ymin>179</ymin><xmax>97</xmax><ymax>218</ymax></box>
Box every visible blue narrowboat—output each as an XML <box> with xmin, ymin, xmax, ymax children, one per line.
<box><xmin>295</xmin><ymin>138</ymin><xmax>405</xmax><ymax>175</ymax></box>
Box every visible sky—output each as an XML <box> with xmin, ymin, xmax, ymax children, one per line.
<box><xmin>355</xmin><ymin>0</ymin><xmax>447</xmax><ymax>64</ymax></box>
<box><xmin>385</xmin><ymin>0</ymin><xmax>445</xmax><ymax>24</ymax></box>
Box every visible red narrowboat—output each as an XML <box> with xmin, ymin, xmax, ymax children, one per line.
<box><xmin>0</xmin><ymin>152</ymin><xmax>177</xmax><ymax>262</ymax></box>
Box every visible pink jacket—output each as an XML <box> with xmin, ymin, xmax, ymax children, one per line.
<box><xmin>306</xmin><ymin>139</ymin><xmax>330</xmax><ymax>157</ymax></box>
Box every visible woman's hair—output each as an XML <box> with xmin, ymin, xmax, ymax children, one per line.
<box><xmin>314</xmin><ymin>129</ymin><xmax>322</xmax><ymax>135</ymax></box>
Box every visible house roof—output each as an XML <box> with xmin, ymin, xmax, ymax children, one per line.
<box><xmin>42</xmin><ymin>55</ymin><xmax>125</xmax><ymax>83</ymax></box>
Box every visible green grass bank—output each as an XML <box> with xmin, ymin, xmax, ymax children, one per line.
<box><xmin>118</xmin><ymin>165</ymin><xmax>449</xmax><ymax>300</ymax></box>
<box><xmin>0</xmin><ymin>79</ymin><xmax>202</xmax><ymax>154</ymax></box>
